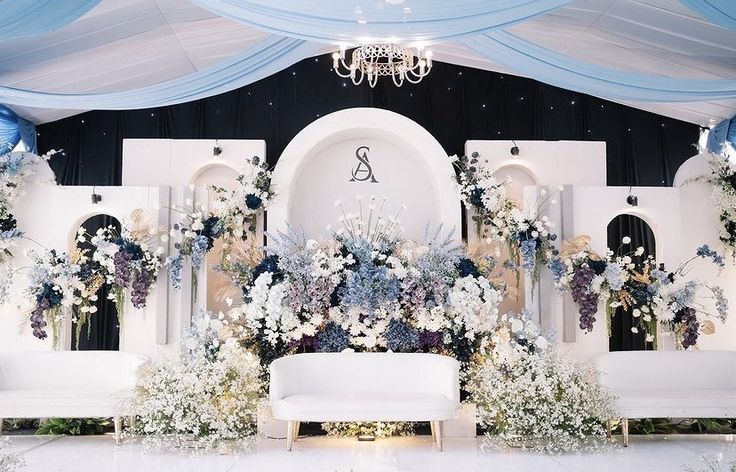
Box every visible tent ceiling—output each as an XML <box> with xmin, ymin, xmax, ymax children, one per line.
<box><xmin>2</xmin><ymin>0</ymin><xmax>735</xmax><ymax>126</ymax></box>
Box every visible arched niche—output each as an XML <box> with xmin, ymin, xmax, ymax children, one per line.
<box><xmin>673</xmin><ymin>152</ymin><xmax>709</xmax><ymax>188</ymax></box>
<box><xmin>491</xmin><ymin>164</ymin><xmax>540</xmax><ymax>314</ymax></box>
<box><xmin>70</xmin><ymin>214</ymin><xmax>122</xmax><ymax>351</ymax></box>
<box><xmin>192</xmin><ymin>165</ymin><xmax>239</xmax><ymax>315</ymax></box>
<box><xmin>606</xmin><ymin>213</ymin><xmax>657</xmax><ymax>352</ymax></box>
<box><xmin>269</xmin><ymin>108</ymin><xmax>461</xmax><ymax>244</ymax></box>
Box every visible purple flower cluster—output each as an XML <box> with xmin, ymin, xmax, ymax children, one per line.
<box><xmin>571</xmin><ymin>264</ymin><xmax>598</xmax><ymax>332</ymax></box>
<box><xmin>131</xmin><ymin>269</ymin><xmax>151</xmax><ymax>308</ymax></box>
<box><xmin>113</xmin><ymin>250</ymin><xmax>132</xmax><ymax>287</ymax></box>
<box><xmin>676</xmin><ymin>307</ymin><xmax>699</xmax><ymax>349</ymax></box>
<box><xmin>418</xmin><ymin>330</ymin><xmax>443</xmax><ymax>350</ymax></box>
<box><xmin>30</xmin><ymin>299</ymin><xmax>50</xmax><ymax>340</ymax></box>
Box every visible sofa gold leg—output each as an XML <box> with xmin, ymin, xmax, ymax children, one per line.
<box><xmin>622</xmin><ymin>418</ymin><xmax>629</xmax><ymax>447</ymax></box>
<box><xmin>433</xmin><ymin>421</ymin><xmax>443</xmax><ymax>452</ymax></box>
<box><xmin>606</xmin><ymin>420</ymin><xmax>612</xmax><ymax>439</ymax></box>
<box><xmin>430</xmin><ymin>421</ymin><xmax>436</xmax><ymax>443</ymax></box>
<box><xmin>113</xmin><ymin>417</ymin><xmax>122</xmax><ymax>445</ymax></box>
<box><xmin>293</xmin><ymin>421</ymin><xmax>300</xmax><ymax>443</ymax></box>
<box><xmin>129</xmin><ymin>415</ymin><xmax>136</xmax><ymax>432</ymax></box>
<box><xmin>286</xmin><ymin>421</ymin><xmax>294</xmax><ymax>451</ymax></box>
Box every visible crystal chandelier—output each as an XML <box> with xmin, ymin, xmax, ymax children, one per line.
<box><xmin>332</xmin><ymin>44</ymin><xmax>433</xmax><ymax>87</ymax></box>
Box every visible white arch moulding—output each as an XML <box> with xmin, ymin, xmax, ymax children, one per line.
<box><xmin>268</xmin><ymin>107</ymin><xmax>461</xmax><ymax>243</ymax></box>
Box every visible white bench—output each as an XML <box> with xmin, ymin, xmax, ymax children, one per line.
<box><xmin>0</xmin><ymin>350</ymin><xmax>147</xmax><ymax>443</ymax></box>
<box><xmin>269</xmin><ymin>352</ymin><xmax>460</xmax><ymax>451</ymax></box>
<box><xmin>593</xmin><ymin>350</ymin><xmax>736</xmax><ymax>446</ymax></box>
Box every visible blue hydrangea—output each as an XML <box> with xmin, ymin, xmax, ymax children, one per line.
<box><xmin>696</xmin><ymin>244</ymin><xmax>725</xmax><ymax>268</ymax></box>
<box><xmin>166</xmin><ymin>254</ymin><xmax>183</xmax><ymax>290</ymax></box>
<box><xmin>190</xmin><ymin>234</ymin><xmax>209</xmax><ymax>270</ymax></box>
<box><xmin>602</xmin><ymin>263</ymin><xmax>625</xmax><ymax>291</ymax></box>
<box><xmin>315</xmin><ymin>322</ymin><xmax>350</xmax><ymax>352</ymax></box>
<box><xmin>340</xmin><ymin>262</ymin><xmax>399</xmax><ymax>313</ymax></box>
<box><xmin>384</xmin><ymin>319</ymin><xmax>419</xmax><ymax>352</ymax></box>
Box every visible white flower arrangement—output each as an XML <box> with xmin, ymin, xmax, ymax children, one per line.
<box><xmin>451</xmin><ymin>152</ymin><xmax>559</xmax><ymax>285</ymax></box>
<box><xmin>703</xmin><ymin>149</ymin><xmax>736</xmax><ymax>257</ymax></box>
<box><xmin>0</xmin><ymin>436</ymin><xmax>24</xmax><ymax>472</ymax></box>
<box><xmin>211</xmin><ymin>156</ymin><xmax>274</xmax><ymax>243</ymax></box>
<box><xmin>467</xmin><ymin>328</ymin><xmax>616</xmax><ymax>453</ymax></box>
<box><xmin>128</xmin><ymin>310</ymin><xmax>263</xmax><ymax>451</ymax></box>
<box><xmin>322</xmin><ymin>421</ymin><xmax>415</xmax><ymax>438</ymax></box>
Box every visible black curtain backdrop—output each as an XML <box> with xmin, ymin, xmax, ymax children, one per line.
<box><xmin>35</xmin><ymin>54</ymin><xmax>700</xmax><ymax>351</ymax></box>
<box><xmin>607</xmin><ymin>214</ymin><xmax>657</xmax><ymax>351</ymax></box>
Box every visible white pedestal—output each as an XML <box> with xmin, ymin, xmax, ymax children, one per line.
<box><xmin>443</xmin><ymin>403</ymin><xmax>477</xmax><ymax>437</ymax></box>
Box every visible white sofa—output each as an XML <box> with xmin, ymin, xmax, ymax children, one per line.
<box><xmin>270</xmin><ymin>352</ymin><xmax>460</xmax><ymax>451</ymax></box>
<box><xmin>0</xmin><ymin>350</ymin><xmax>148</xmax><ymax>443</ymax></box>
<box><xmin>593</xmin><ymin>350</ymin><xmax>736</xmax><ymax>446</ymax></box>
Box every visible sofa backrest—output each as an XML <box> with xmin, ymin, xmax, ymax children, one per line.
<box><xmin>269</xmin><ymin>352</ymin><xmax>460</xmax><ymax>402</ymax></box>
<box><xmin>0</xmin><ymin>351</ymin><xmax>148</xmax><ymax>391</ymax></box>
<box><xmin>592</xmin><ymin>350</ymin><xmax>736</xmax><ymax>391</ymax></box>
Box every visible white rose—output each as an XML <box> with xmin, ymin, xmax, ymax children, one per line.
<box><xmin>631</xmin><ymin>327</ymin><xmax>639</xmax><ymax>334</ymax></box>
<box><xmin>622</xmin><ymin>236</ymin><xmax>632</xmax><ymax>244</ymax></box>
<box><xmin>510</xmin><ymin>318</ymin><xmax>523</xmax><ymax>334</ymax></box>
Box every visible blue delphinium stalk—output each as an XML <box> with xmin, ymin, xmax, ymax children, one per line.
<box><xmin>547</xmin><ymin>258</ymin><xmax>566</xmax><ymax>285</ymax></box>
<box><xmin>340</xmin><ymin>262</ymin><xmax>399</xmax><ymax>313</ymax></box>
<box><xmin>696</xmin><ymin>244</ymin><xmax>725</xmax><ymax>268</ymax></box>
<box><xmin>519</xmin><ymin>239</ymin><xmax>537</xmax><ymax>272</ymax></box>
<box><xmin>166</xmin><ymin>254</ymin><xmax>183</xmax><ymax>290</ymax></box>
<box><xmin>711</xmin><ymin>286</ymin><xmax>729</xmax><ymax>322</ymax></box>
<box><xmin>315</xmin><ymin>322</ymin><xmax>350</xmax><ymax>352</ymax></box>
<box><xmin>384</xmin><ymin>319</ymin><xmax>419</xmax><ymax>352</ymax></box>
<box><xmin>190</xmin><ymin>234</ymin><xmax>209</xmax><ymax>271</ymax></box>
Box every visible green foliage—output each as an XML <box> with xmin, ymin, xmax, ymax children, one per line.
<box><xmin>35</xmin><ymin>418</ymin><xmax>111</xmax><ymax>436</ymax></box>
<box><xmin>617</xmin><ymin>418</ymin><xmax>736</xmax><ymax>435</ymax></box>
<box><xmin>1</xmin><ymin>418</ymin><xmax>39</xmax><ymax>431</ymax></box>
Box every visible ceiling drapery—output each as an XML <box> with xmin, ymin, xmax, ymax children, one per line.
<box><xmin>0</xmin><ymin>0</ymin><xmax>102</xmax><ymax>41</ymax></box>
<box><xmin>0</xmin><ymin>36</ymin><xmax>321</xmax><ymax>110</ymax></box>
<box><xmin>460</xmin><ymin>31</ymin><xmax>736</xmax><ymax>102</ymax></box>
<box><xmin>1</xmin><ymin>0</ymin><xmax>735</xmax><ymax>126</ymax></box>
<box><xmin>185</xmin><ymin>0</ymin><xmax>572</xmax><ymax>43</ymax></box>
<box><xmin>679</xmin><ymin>0</ymin><xmax>736</xmax><ymax>31</ymax></box>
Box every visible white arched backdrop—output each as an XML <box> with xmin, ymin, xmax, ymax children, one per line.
<box><xmin>269</xmin><ymin>108</ymin><xmax>461</xmax><ymax>244</ymax></box>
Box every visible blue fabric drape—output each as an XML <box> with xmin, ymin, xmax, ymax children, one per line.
<box><xmin>707</xmin><ymin>115</ymin><xmax>736</xmax><ymax>154</ymax></box>
<box><xmin>186</xmin><ymin>0</ymin><xmax>571</xmax><ymax>43</ymax></box>
<box><xmin>0</xmin><ymin>36</ymin><xmax>321</xmax><ymax>110</ymax></box>
<box><xmin>460</xmin><ymin>32</ymin><xmax>736</xmax><ymax>102</ymax></box>
<box><xmin>0</xmin><ymin>0</ymin><xmax>102</xmax><ymax>41</ymax></box>
<box><xmin>680</xmin><ymin>0</ymin><xmax>736</xmax><ymax>31</ymax></box>
<box><xmin>0</xmin><ymin>105</ymin><xmax>36</xmax><ymax>154</ymax></box>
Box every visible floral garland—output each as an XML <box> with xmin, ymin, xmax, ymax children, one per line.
<box><xmin>704</xmin><ymin>149</ymin><xmax>736</xmax><ymax>257</ymax></box>
<box><xmin>83</xmin><ymin>213</ymin><xmax>165</xmax><ymax>323</ymax></box>
<box><xmin>551</xmin><ymin>237</ymin><xmax>728</xmax><ymax>349</ymax></box>
<box><xmin>451</xmin><ymin>152</ymin><xmax>558</xmax><ymax>286</ymax></box>
<box><xmin>467</xmin><ymin>311</ymin><xmax>616</xmax><ymax>453</ymax></box>
<box><xmin>226</xmin><ymin>197</ymin><xmax>505</xmax><ymax>367</ymax></box>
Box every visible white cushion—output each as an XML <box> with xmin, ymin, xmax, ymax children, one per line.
<box><xmin>0</xmin><ymin>389</ymin><xmax>127</xmax><ymax>418</ymax></box>
<box><xmin>272</xmin><ymin>392</ymin><xmax>458</xmax><ymax>422</ymax></box>
<box><xmin>613</xmin><ymin>389</ymin><xmax>736</xmax><ymax>418</ymax></box>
